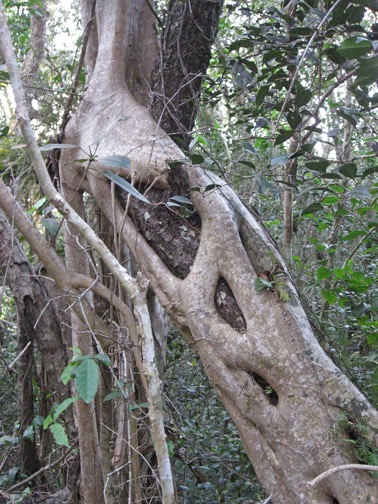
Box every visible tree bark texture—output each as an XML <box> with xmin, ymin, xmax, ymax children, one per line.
<box><xmin>149</xmin><ymin>0</ymin><xmax>223</xmax><ymax>147</ymax></box>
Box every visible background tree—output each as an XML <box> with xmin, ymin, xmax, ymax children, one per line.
<box><xmin>1</xmin><ymin>1</ymin><xmax>378</xmax><ymax>503</ymax></box>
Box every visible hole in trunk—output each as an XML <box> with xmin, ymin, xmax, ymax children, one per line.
<box><xmin>248</xmin><ymin>371</ymin><xmax>278</xmax><ymax>406</ymax></box>
<box><xmin>331</xmin><ymin>498</ymin><xmax>340</xmax><ymax>504</ymax></box>
<box><xmin>214</xmin><ymin>277</ymin><xmax>246</xmax><ymax>333</ymax></box>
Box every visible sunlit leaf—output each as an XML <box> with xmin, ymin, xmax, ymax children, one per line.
<box><xmin>49</xmin><ymin>423</ymin><xmax>69</xmax><ymax>447</ymax></box>
<box><xmin>103</xmin><ymin>171</ymin><xmax>150</xmax><ymax>204</ymax></box>
<box><xmin>317</xmin><ymin>266</ymin><xmax>331</xmax><ymax>280</ymax></box>
<box><xmin>336</xmin><ymin>37</ymin><xmax>372</xmax><ymax>59</ymax></box>
<box><xmin>321</xmin><ymin>289</ymin><xmax>337</xmax><ymax>305</ymax></box>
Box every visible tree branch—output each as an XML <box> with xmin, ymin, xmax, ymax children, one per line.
<box><xmin>309</xmin><ymin>464</ymin><xmax>378</xmax><ymax>487</ymax></box>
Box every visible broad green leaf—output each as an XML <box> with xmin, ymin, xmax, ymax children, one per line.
<box><xmin>321</xmin><ymin>289</ymin><xmax>337</xmax><ymax>305</ymax></box>
<box><xmin>191</xmin><ymin>154</ymin><xmax>204</xmax><ymax>165</ymax></box>
<box><xmin>255</xmin><ymin>277</ymin><xmax>273</xmax><ymax>292</ymax></box>
<box><xmin>339</xmin><ymin>163</ymin><xmax>357</xmax><ymax>178</ymax></box>
<box><xmin>336</xmin><ymin>37</ymin><xmax>372</xmax><ymax>59</ymax></box>
<box><xmin>53</xmin><ymin>397</ymin><xmax>79</xmax><ymax>421</ymax></box>
<box><xmin>302</xmin><ymin>202</ymin><xmax>324</xmax><ymax>215</ymax></box>
<box><xmin>238</xmin><ymin>160</ymin><xmax>256</xmax><ymax>170</ymax></box>
<box><xmin>256</xmin><ymin>85</ymin><xmax>270</xmax><ymax>107</ymax></box>
<box><xmin>341</xmin><ymin>230</ymin><xmax>366</xmax><ymax>241</ymax></box>
<box><xmin>333</xmin><ymin>268</ymin><xmax>346</xmax><ymax>279</ymax></box>
<box><xmin>100</xmin><ymin>155</ymin><xmax>131</xmax><ymax>169</ymax></box>
<box><xmin>49</xmin><ymin>423</ymin><xmax>69</xmax><ymax>448</ymax></box>
<box><xmin>336</xmin><ymin>107</ymin><xmax>361</xmax><ymax>127</ymax></box>
<box><xmin>295</xmin><ymin>83</ymin><xmax>312</xmax><ymax>107</ymax></box>
<box><xmin>43</xmin><ymin>415</ymin><xmax>54</xmax><ymax>430</ymax></box>
<box><xmin>41</xmin><ymin>217</ymin><xmax>61</xmax><ymax>236</ymax></box>
<box><xmin>75</xmin><ymin>358</ymin><xmax>99</xmax><ymax>404</ymax></box>
<box><xmin>354</xmin><ymin>56</ymin><xmax>378</xmax><ymax>87</ymax></box>
<box><xmin>306</xmin><ymin>159</ymin><xmax>330</xmax><ymax>173</ymax></box>
<box><xmin>317</xmin><ymin>266</ymin><xmax>331</xmax><ymax>280</ymax></box>
<box><xmin>322</xmin><ymin>195</ymin><xmax>340</xmax><ymax>205</ymax></box>
<box><xmin>61</xmin><ymin>363</ymin><xmax>78</xmax><ymax>385</ymax></box>
<box><xmin>275</xmin><ymin>129</ymin><xmax>293</xmax><ymax>146</ymax></box>
<box><xmin>255</xmin><ymin>117</ymin><xmax>269</xmax><ymax>129</ymax></box>
<box><xmin>103</xmin><ymin>171</ymin><xmax>150</xmax><ymax>204</ymax></box>
<box><xmin>40</xmin><ymin>143</ymin><xmax>79</xmax><ymax>151</ymax></box>
<box><xmin>104</xmin><ymin>390</ymin><xmax>124</xmax><ymax>402</ymax></box>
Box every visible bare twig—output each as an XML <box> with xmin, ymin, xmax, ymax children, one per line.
<box><xmin>309</xmin><ymin>464</ymin><xmax>378</xmax><ymax>487</ymax></box>
<box><xmin>7</xmin><ymin>341</ymin><xmax>31</xmax><ymax>370</ymax></box>
<box><xmin>7</xmin><ymin>440</ymin><xmax>78</xmax><ymax>492</ymax></box>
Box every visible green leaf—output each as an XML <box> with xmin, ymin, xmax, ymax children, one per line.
<box><xmin>49</xmin><ymin>423</ymin><xmax>70</xmax><ymax>448</ymax></box>
<box><xmin>75</xmin><ymin>358</ymin><xmax>99</xmax><ymax>404</ymax></box>
<box><xmin>40</xmin><ymin>143</ymin><xmax>78</xmax><ymax>151</ymax></box>
<box><xmin>53</xmin><ymin>397</ymin><xmax>79</xmax><ymax>421</ymax></box>
<box><xmin>100</xmin><ymin>155</ymin><xmax>131</xmax><ymax>169</ymax></box>
<box><xmin>295</xmin><ymin>83</ymin><xmax>312</xmax><ymax>107</ymax></box>
<box><xmin>354</xmin><ymin>57</ymin><xmax>378</xmax><ymax>87</ymax></box>
<box><xmin>302</xmin><ymin>202</ymin><xmax>324</xmax><ymax>215</ymax></box>
<box><xmin>306</xmin><ymin>159</ymin><xmax>330</xmax><ymax>173</ymax></box>
<box><xmin>255</xmin><ymin>277</ymin><xmax>273</xmax><ymax>292</ymax></box>
<box><xmin>191</xmin><ymin>153</ymin><xmax>204</xmax><ymax>165</ymax></box>
<box><xmin>104</xmin><ymin>390</ymin><xmax>124</xmax><ymax>402</ymax></box>
<box><xmin>43</xmin><ymin>415</ymin><xmax>54</xmax><ymax>430</ymax></box>
<box><xmin>275</xmin><ymin>129</ymin><xmax>293</xmax><ymax>146</ymax></box>
<box><xmin>362</xmin><ymin>166</ymin><xmax>378</xmax><ymax>178</ymax></box>
<box><xmin>61</xmin><ymin>363</ymin><xmax>77</xmax><ymax>385</ymax></box>
<box><xmin>40</xmin><ymin>217</ymin><xmax>61</xmax><ymax>236</ymax></box>
<box><xmin>94</xmin><ymin>353</ymin><xmax>111</xmax><ymax>367</ymax></box>
<box><xmin>341</xmin><ymin>230</ymin><xmax>366</xmax><ymax>241</ymax></box>
<box><xmin>256</xmin><ymin>85</ymin><xmax>270</xmax><ymax>107</ymax></box>
<box><xmin>337</xmin><ymin>37</ymin><xmax>372</xmax><ymax>59</ymax></box>
<box><xmin>321</xmin><ymin>289</ymin><xmax>337</xmax><ymax>305</ymax></box>
<box><xmin>103</xmin><ymin>171</ymin><xmax>150</xmax><ymax>204</ymax></box>
<box><xmin>322</xmin><ymin>195</ymin><xmax>340</xmax><ymax>205</ymax></box>
<box><xmin>336</xmin><ymin>107</ymin><xmax>361</xmax><ymax>127</ymax></box>
<box><xmin>129</xmin><ymin>402</ymin><xmax>149</xmax><ymax>411</ymax></box>
<box><xmin>169</xmin><ymin>195</ymin><xmax>193</xmax><ymax>206</ymax></box>
<box><xmin>339</xmin><ymin>163</ymin><xmax>358</xmax><ymax>178</ymax></box>
<box><xmin>238</xmin><ymin>160</ymin><xmax>256</xmax><ymax>170</ymax></box>
<box><xmin>317</xmin><ymin>266</ymin><xmax>331</xmax><ymax>280</ymax></box>
<box><xmin>333</xmin><ymin>268</ymin><xmax>346</xmax><ymax>279</ymax></box>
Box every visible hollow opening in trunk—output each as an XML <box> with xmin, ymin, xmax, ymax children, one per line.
<box><xmin>248</xmin><ymin>371</ymin><xmax>278</xmax><ymax>406</ymax></box>
<box><xmin>214</xmin><ymin>277</ymin><xmax>246</xmax><ymax>333</ymax></box>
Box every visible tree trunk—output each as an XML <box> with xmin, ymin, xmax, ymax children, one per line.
<box><xmin>2</xmin><ymin>0</ymin><xmax>378</xmax><ymax>502</ymax></box>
